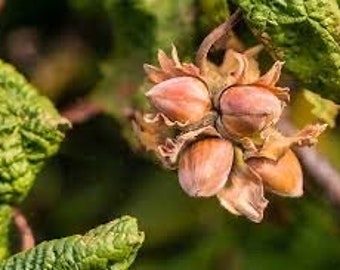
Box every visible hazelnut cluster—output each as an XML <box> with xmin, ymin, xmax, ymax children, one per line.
<box><xmin>133</xmin><ymin>27</ymin><xmax>326</xmax><ymax>222</ymax></box>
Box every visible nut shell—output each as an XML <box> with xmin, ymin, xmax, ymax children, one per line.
<box><xmin>247</xmin><ymin>149</ymin><xmax>303</xmax><ymax>197</ymax></box>
<box><xmin>218</xmin><ymin>86</ymin><xmax>282</xmax><ymax>138</ymax></box>
<box><xmin>178</xmin><ymin>138</ymin><xmax>234</xmax><ymax>197</ymax></box>
<box><xmin>146</xmin><ymin>76</ymin><xmax>211</xmax><ymax>124</ymax></box>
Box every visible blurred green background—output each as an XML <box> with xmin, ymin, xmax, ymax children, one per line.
<box><xmin>1</xmin><ymin>0</ymin><xmax>340</xmax><ymax>269</ymax></box>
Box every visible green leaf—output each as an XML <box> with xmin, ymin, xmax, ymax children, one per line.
<box><xmin>140</xmin><ymin>0</ymin><xmax>195</xmax><ymax>54</ymax></box>
<box><xmin>303</xmin><ymin>89</ymin><xmax>340</xmax><ymax>128</ymax></box>
<box><xmin>0</xmin><ymin>205</ymin><xmax>12</xmax><ymax>260</ymax></box>
<box><xmin>78</xmin><ymin>0</ymin><xmax>196</xmax><ymax>147</ymax></box>
<box><xmin>0</xmin><ymin>60</ymin><xmax>70</xmax><ymax>204</ymax></box>
<box><xmin>233</xmin><ymin>0</ymin><xmax>340</xmax><ymax>103</ymax></box>
<box><xmin>0</xmin><ymin>216</ymin><xmax>144</xmax><ymax>270</ymax></box>
<box><xmin>197</xmin><ymin>0</ymin><xmax>230</xmax><ymax>35</ymax></box>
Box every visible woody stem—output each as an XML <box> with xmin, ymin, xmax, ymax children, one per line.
<box><xmin>195</xmin><ymin>9</ymin><xmax>241</xmax><ymax>70</ymax></box>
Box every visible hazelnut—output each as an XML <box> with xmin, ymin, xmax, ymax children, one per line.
<box><xmin>247</xmin><ymin>149</ymin><xmax>303</xmax><ymax>197</ymax></box>
<box><xmin>146</xmin><ymin>76</ymin><xmax>211</xmax><ymax>124</ymax></box>
<box><xmin>178</xmin><ymin>138</ymin><xmax>234</xmax><ymax>197</ymax></box>
<box><xmin>217</xmin><ymin>86</ymin><xmax>283</xmax><ymax>138</ymax></box>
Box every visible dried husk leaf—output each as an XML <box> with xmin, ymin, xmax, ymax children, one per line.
<box><xmin>158</xmin><ymin>49</ymin><xmax>177</xmax><ymax>73</ymax></box>
<box><xmin>224</xmin><ymin>49</ymin><xmax>261</xmax><ymax>85</ymax></box>
<box><xmin>255</xmin><ymin>61</ymin><xmax>283</xmax><ymax>87</ymax></box>
<box><xmin>158</xmin><ymin>125</ymin><xmax>220</xmax><ymax>168</ymax></box>
<box><xmin>144</xmin><ymin>45</ymin><xmax>203</xmax><ymax>84</ymax></box>
<box><xmin>219</xmin><ymin>46</ymin><xmax>263</xmax><ymax>86</ymax></box>
<box><xmin>143</xmin><ymin>64</ymin><xmax>171</xmax><ymax>84</ymax></box>
<box><xmin>217</xmin><ymin>148</ymin><xmax>268</xmax><ymax>223</ymax></box>
<box><xmin>199</xmin><ymin>60</ymin><xmax>227</xmax><ymax>94</ymax></box>
<box><xmin>132</xmin><ymin>111</ymin><xmax>183</xmax><ymax>161</ymax></box>
<box><xmin>244</xmin><ymin>124</ymin><xmax>327</xmax><ymax>161</ymax></box>
<box><xmin>132</xmin><ymin>112</ymin><xmax>166</xmax><ymax>153</ymax></box>
<box><xmin>219</xmin><ymin>50</ymin><xmax>247</xmax><ymax>84</ymax></box>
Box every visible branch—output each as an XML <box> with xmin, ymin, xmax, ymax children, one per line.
<box><xmin>195</xmin><ymin>9</ymin><xmax>241</xmax><ymax>69</ymax></box>
<box><xmin>0</xmin><ymin>0</ymin><xmax>5</xmax><ymax>13</ymax></box>
<box><xmin>12</xmin><ymin>208</ymin><xmax>35</xmax><ymax>251</ymax></box>
<box><xmin>278</xmin><ymin>115</ymin><xmax>340</xmax><ymax>206</ymax></box>
<box><xmin>60</xmin><ymin>99</ymin><xmax>103</xmax><ymax>124</ymax></box>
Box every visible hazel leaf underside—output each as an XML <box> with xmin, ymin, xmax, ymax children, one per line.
<box><xmin>233</xmin><ymin>0</ymin><xmax>340</xmax><ymax>103</ymax></box>
<box><xmin>0</xmin><ymin>216</ymin><xmax>144</xmax><ymax>270</ymax></box>
<box><xmin>0</xmin><ymin>60</ymin><xmax>70</xmax><ymax>204</ymax></box>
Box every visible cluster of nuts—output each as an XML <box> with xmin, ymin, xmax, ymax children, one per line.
<box><xmin>133</xmin><ymin>23</ymin><xmax>326</xmax><ymax>222</ymax></box>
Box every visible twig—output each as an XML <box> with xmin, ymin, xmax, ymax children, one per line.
<box><xmin>12</xmin><ymin>208</ymin><xmax>35</xmax><ymax>251</ymax></box>
<box><xmin>60</xmin><ymin>99</ymin><xmax>103</xmax><ymax>124</ymax></box>
<box><xmin>195</xmin><ymin>9</ymin><xmax>241</xmax><ymax>69</ymax></box>
<box><xmin>0</xmin><ymin>0</ymin><xmax>5</xmax><ymax>13</ymax></box>
<box><xmin>278</xmin><ymin>116</ymin><xmax>340</xmax><ymax>206</ymax></box>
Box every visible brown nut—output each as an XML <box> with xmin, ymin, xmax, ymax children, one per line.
<box><xmin>178</xmin><ymin>138</ymin><xmax>234</xmax><ymax>197</ymax></box>
<box><xmin>146</xmin><ymin>76</ymin><xmax>211</xmax><ymax>124</ymax></box>
<box><xmin>246</xmin><ymin>149</ymin><xmax>303</xmax><ymax>197</ymax></box>
<box><xmin>218</xmin><ymin>86</ymin><xmax>283</xmax><ymax>138</ymax></box>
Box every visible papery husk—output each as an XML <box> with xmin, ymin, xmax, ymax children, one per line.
<box><xmin>158</xmin><ymin>125</ymin><xmax>221</xmax><ymax>169</ymax></box>
<box><xmin>243</xmin><ymin>124</ymin><xmax>327</xmax><ymax>161</ymax></box>
<box><xmin>144</xmin><ymin>44</ymin><xmax>204</xmax><ymax>84</ymax></box>
<box><xmin>132</xmin><ymin>111</ymin><xmax>186</xmax><ymax>163</ymax></box>
<box><xmin>217</xmin><ymin>148</ymin><xmax>268</xmax><ymax>223</ymax></box>
<box><xmin>132</xmin><ymin>111</ymin><xmax>168</xmax><ymax>153</ymax></box>
<box><xmin>134</xmin><ymin>111</ymin><xmax>220</xmax><ymax>169</ymax></box>
<box><xmin>220</xmin><ymin>49</ymin><xmax>260</xmax><ymax>85</ymax></box>
<box><xmin>218</xmin><ymin>47</ymin><xmax>290</xmax><ymax>102</ymax></box>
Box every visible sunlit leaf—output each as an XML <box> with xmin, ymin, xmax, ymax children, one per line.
<box><xmin>303</xmin><ymin>89</ymin><xmax>339</xmax><ymax>128</ymax></box>
<box><xmin>0</xmin><ymin>60</ymin><xmax>70</xmax><ymax>204</ymax></box>
<box><xmin>0</xmin><ymin>216</ymin><xmax>144</xmax><ymax>270</ymax></box>
<box><xmin>234</xmin><ymin>0</ymin><xmax>340</xmax><ymax>103</ymax></box>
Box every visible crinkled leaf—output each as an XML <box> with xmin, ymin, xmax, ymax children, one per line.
<box><xmin>303</xmin><ymin>89</ymin><xmax>339</xmax><ymax>128</ymax></box>
<box><xmin>0</xmin><ymin>216</ymin><xmax>144</xmax><ymax>270</ymax></box>
<box><xmin>234</xmin><ymin>0</ymin><xmax>340</xmax><ymax>103</ymax></box>
<box><xmin>0</xmin><ymin>60</ymin><xmax>70</xmax><ymax>204</ymax></box>
<box><xmin>0</xmin><ymin>205</ymin><xmax>12</xmax><ymax>260</ymax></box>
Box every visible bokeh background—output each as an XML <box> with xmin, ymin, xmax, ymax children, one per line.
<box><xmin>1</xmin><ymin>0</ymin><xmax>340</xmax><ymax>269</ymax></box>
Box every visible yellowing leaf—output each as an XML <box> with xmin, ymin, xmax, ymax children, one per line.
<box><xmin>303</xmin><ymin>89</ymin><xmax>339</xmax><ymax>128</ymax></box>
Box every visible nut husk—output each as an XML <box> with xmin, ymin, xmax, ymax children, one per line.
<box><xmin>217</xmin><ymin>147</ymin><xmax>268</xmax><ymax>223</ymax></box>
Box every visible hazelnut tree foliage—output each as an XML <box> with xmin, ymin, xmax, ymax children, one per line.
<box><xmin>1</xmin><ymin>0</ymin><xmax>340</xmax><ymax>269</ymax></box>
<box><xmin>0</xmin><ymin>60</ymin><xmax>144</xmax><ymax>268</ymax></box>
